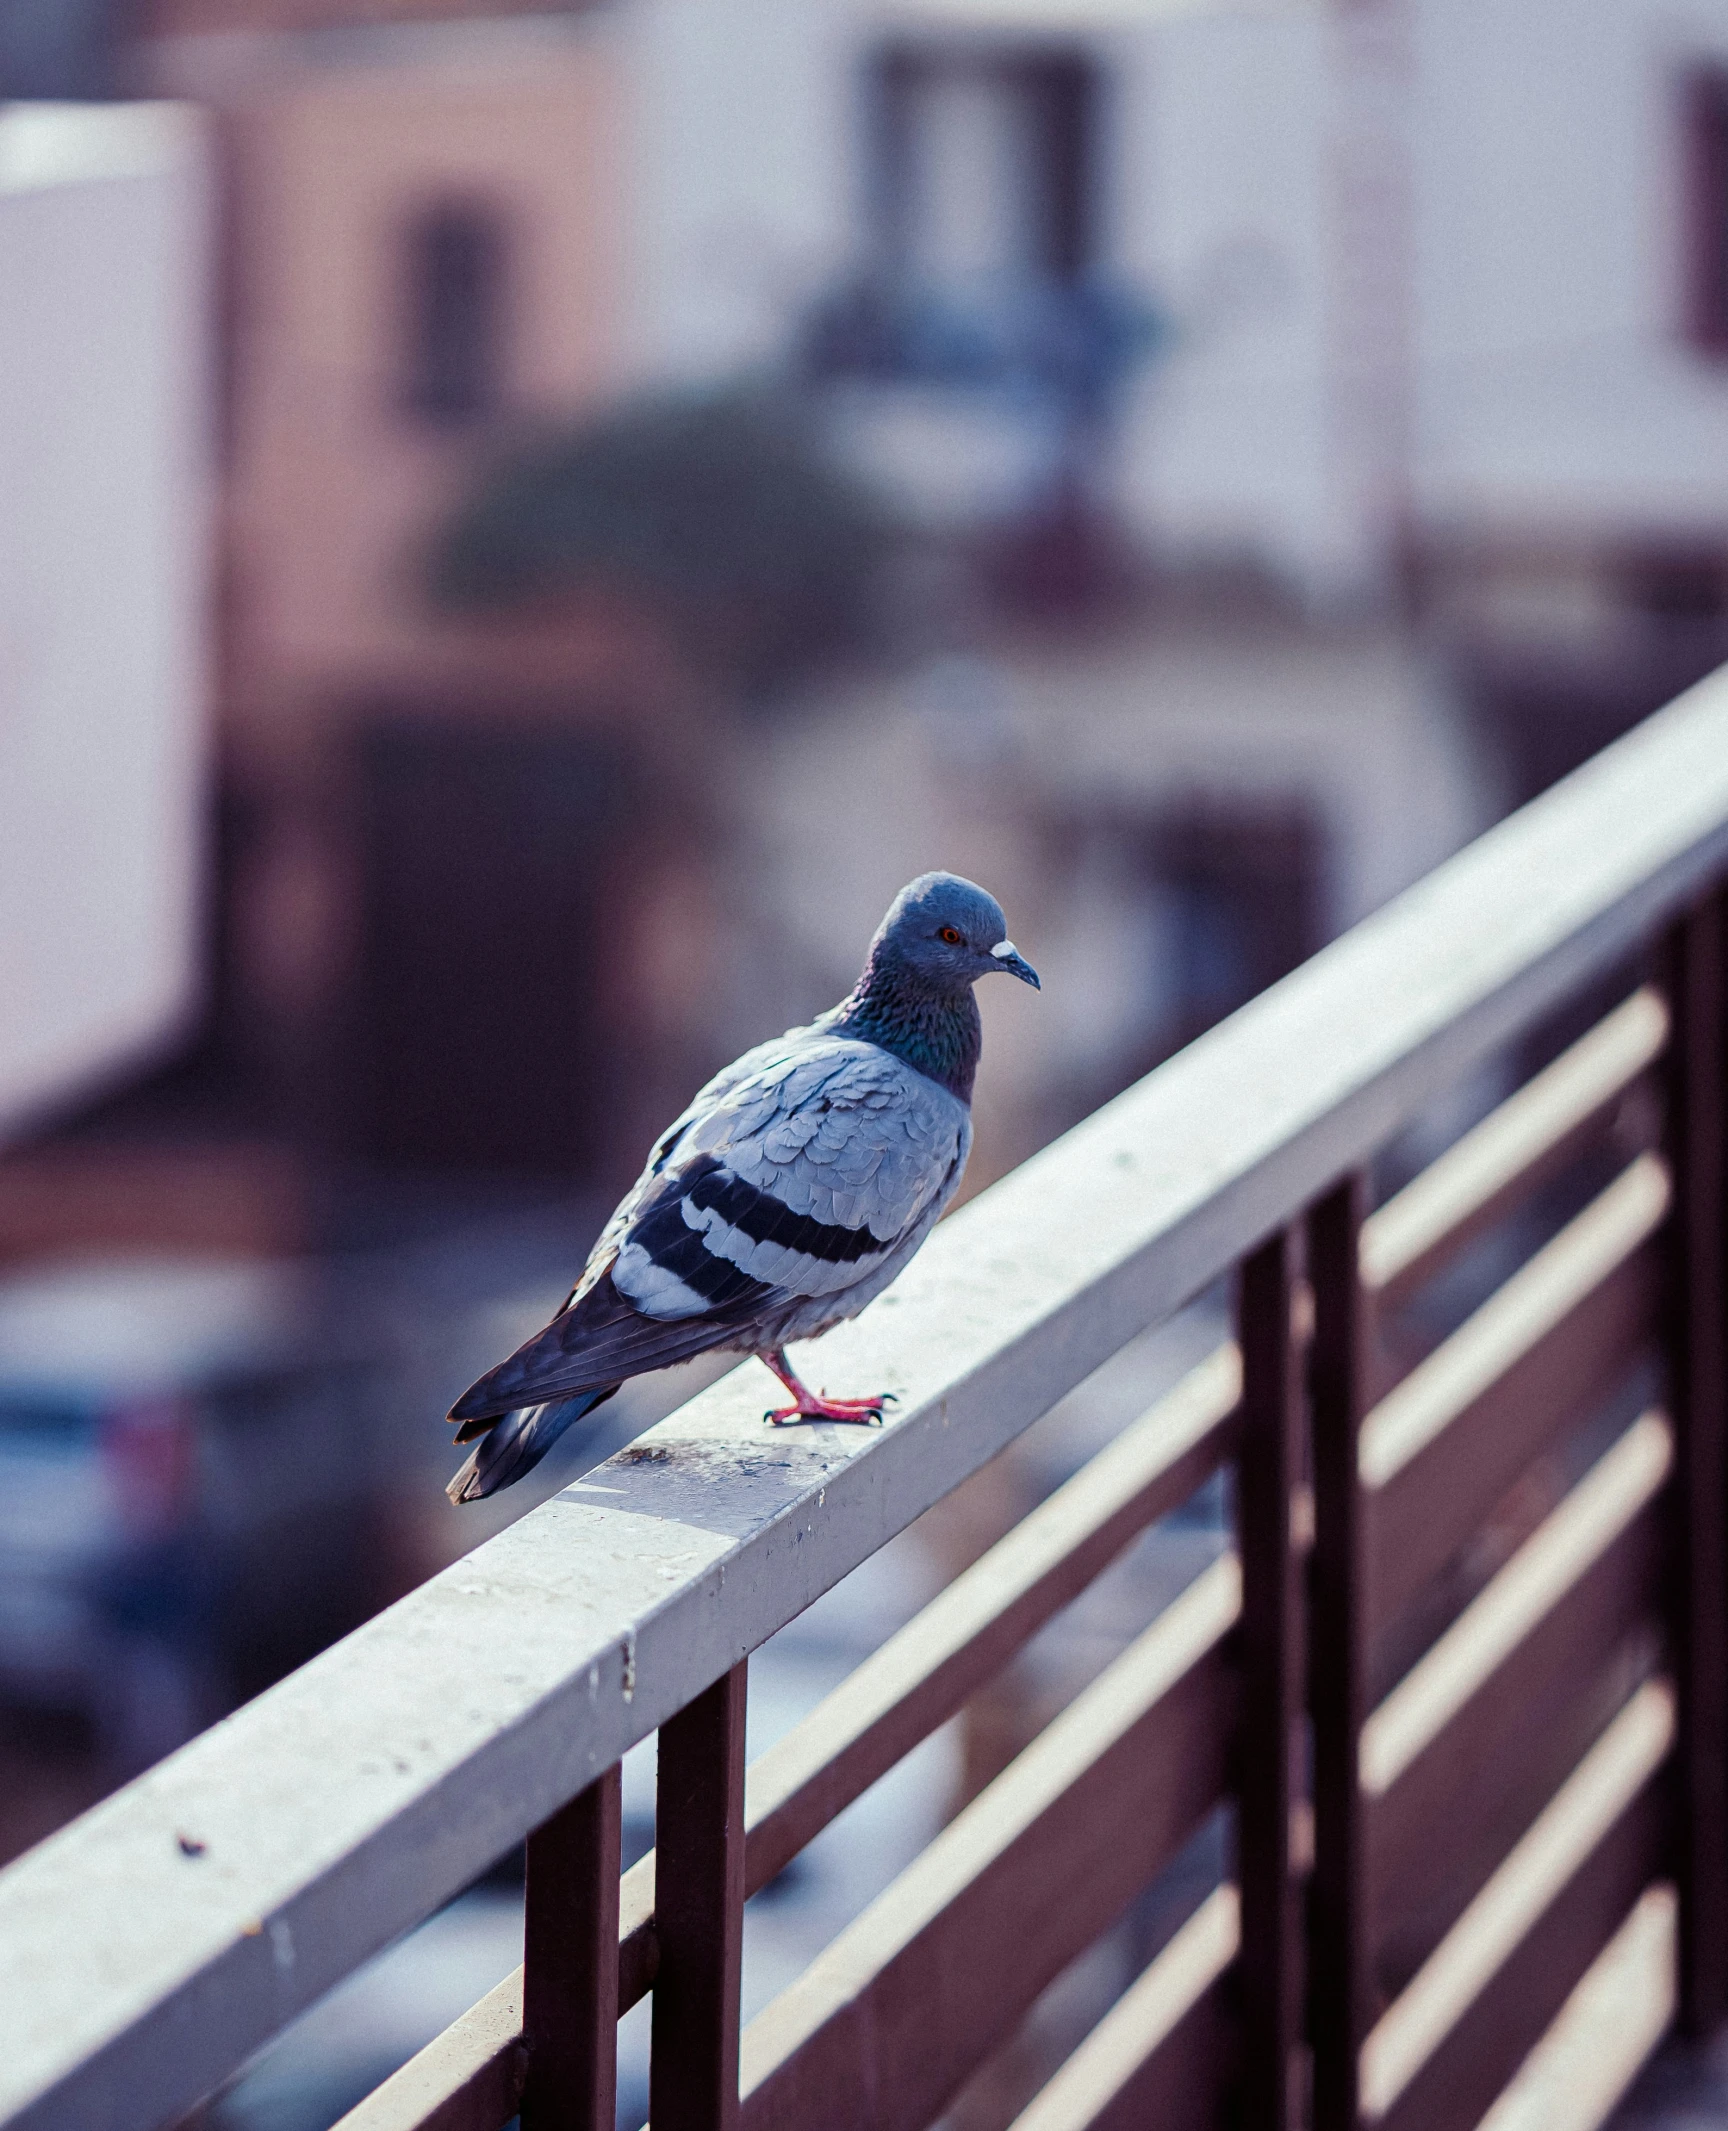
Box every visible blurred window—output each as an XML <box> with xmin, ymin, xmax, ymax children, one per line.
<box><xmin>1684</xmin><ymin>69</ymin><xmax>1728</xmax><ymax>356</ymax></box>
<box><xmin>871</xmin><ymin>47</ymin><xmax>1096</xmax><ymax>290</ymax></box>
<box><xmin>401</xmin><ymin>203</ymin><xmax>507</xmax><ymax>426</ymax></box>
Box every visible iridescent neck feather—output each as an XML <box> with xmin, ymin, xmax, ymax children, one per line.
<box><xmin>823</xmin><ymin>944</ymin><xmax>981</xmax><ymax>1102</ymax></box>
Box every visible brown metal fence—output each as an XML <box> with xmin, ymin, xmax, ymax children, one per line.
<box><xmin>7</xmin><ymin>682</ymin><xmax>1728</xmax><ymax>2131</ymax></box>
<box><xmin>333</xmin><ymin>922</ymin><xmax>1725</xmax><ymax>2131</ymax></box>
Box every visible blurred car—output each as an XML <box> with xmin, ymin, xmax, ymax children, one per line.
<box><xmin>0</xmin><ymin>1254</ymin><xmax>387</xmax><ymax>1775</ymax></box>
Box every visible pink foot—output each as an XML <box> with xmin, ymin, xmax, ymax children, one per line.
<box><xmin>759</xmin><ymin>1347</ymin><xmax>896</xmax><ymax>1427</ymax></box>
<box><xmin>764</xmin><ymin>1391</ymin><xmax>894</xmax><ymax>1427</ymax></box>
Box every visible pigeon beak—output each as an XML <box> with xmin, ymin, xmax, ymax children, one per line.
<box><xmin>989</xmin><ymin>939</ymin><xmax>1041</xmax><ymax>990</ymax></box>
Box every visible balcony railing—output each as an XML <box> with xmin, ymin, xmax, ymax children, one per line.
<box><xmin>7</xmin><ymin>669</ymin><xmax>1728</xmax><ymax>2131</ymax></box>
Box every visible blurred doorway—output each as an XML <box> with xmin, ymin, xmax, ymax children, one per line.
<box><xmin>1149</xmin><ymin>802</ymin><xmax>1322</xmax><ymax>1056</ymax></box>
<box><xmin>352</xmin><ymin>719</ymin><xmax>637</xmax><ymax>1177</ymax></box>
<box><xmin>1051</xmin><ymin>796</ymin><xmax>1324</xmax><ymax>1133</ymax></box>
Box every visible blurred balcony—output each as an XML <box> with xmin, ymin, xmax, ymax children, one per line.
<box><xmin>800</xmin><ymin>272</ymin><xmax>1162</xmax><ymax>542</ymax></box>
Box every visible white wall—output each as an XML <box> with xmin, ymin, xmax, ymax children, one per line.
<box><xmin>622</xmin><ymin>0</ymin><xmax>1728</xmax><ymax>589</ymax></box>
<box><xmin>625</xmin><ymin>0</ymin><xmax>865</xmax><ymax>384</ymax></box>
<box><xmin>1107</xmin><ymin>9</ymin><xmax>1347</xmax><ymax>593</ymax></box>
<box><xmin>1412</xmin><ymin>0</ymin><xmax>1728</xmax><ymax>540</ymax></box>
<box><xmin>1118</xmin><ymin>0</ymin><xmax>1728</xmax><ymax>575</ymax></box>
<box><xmin>0</xmin><ymin>104</ymin><xmax>210</xmax><ymax>1140</ymax></box>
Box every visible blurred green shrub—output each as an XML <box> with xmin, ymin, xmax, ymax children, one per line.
<box><xmin>428</xmin><ymin>385</ymin><xmax>901</xmax><ymax>694</ymax></box>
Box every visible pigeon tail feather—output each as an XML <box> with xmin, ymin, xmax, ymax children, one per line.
<box><xmin>448</xmin><ymin>1269</ymin><xmax>761</xmax><ymax>1424</ymax></box>
<box><xmin>445</xmin><ymin>1387</ymin><xmax>618</xmax><ymax>1504</ymax></box>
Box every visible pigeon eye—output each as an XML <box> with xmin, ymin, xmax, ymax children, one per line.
<box><xmin>937</xmin><ymin>925</ymin><xmax>963</xmax><ymax>944</ymax></box>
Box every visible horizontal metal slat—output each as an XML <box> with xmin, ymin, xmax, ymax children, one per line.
<box><xmin>741</xmin><ymin>1342</ymin><xmax>1239</xmax><ymax>1894</ymax></box>
<box><xmin>1362</xmin><ymin>1156</ymin><xmax>1668</xmax><ymax>1491</ymax></box>
<box><xmin>331</xmin><ymin>1973</ymin><xmax>524</xmax><ymax>2131</ymax></box>
<box><xmin>1474</xmin><ymin>1882</ymin><xmax>1676</xmax><ymax>2131</ymax></box>
<box><xmin>1364</xmin><ymin>1412</ymin><xmax>1672</xmax><ymax>1797</ymax></box>
<box><xmin>1368</xmin><ymin>1563</ymin><xmax>1661</xmax><ymax>1998</ymax></box>
<box><xmin>615</xmin><ymin>1349</ymin><xmax>1241</xmax><ymax>2008</ymax></box>
<box><xmin>1379</xmin><ymin>1801</ymin><xmax>1667</xmax><ymax>2131</ymax></box>
<box><xmin>1005</xmin><ymin>1885</ymin><xmax>1239</xmax><ymax>2131</ymax></box>
<box><xmin>1365</xmin><ymin>1159</ymin><xmax>1666</xmax><ymax>1628</ymax></box>
<box><xmin>1363</xmin><ymin>1416</ymin><xmax>1671</xmax><ymax>1990</ymax></box>
<box><xmin>1373</xmin><ymin>1264</ymin><xmax>1659</xmax><ymax>1636</ymax></box>
<box><xmin>1360</xmin><ymin>1678</ymin><xmax>1674</xmax><ymax>2124</ymax></box>
<box><xmin>1360</xmin><ymin>987</ymin><xmax>1668</xmax><ymax>1309</ymax></box>
<box><xmin>739</xmin><ymin>1557</ymin><xmax>1241</xmax><ymax>2131</ymax></box>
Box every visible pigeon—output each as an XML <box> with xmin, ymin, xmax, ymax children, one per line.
<box><xmin>445</xmin><ymin>872</ymin><xmax>1040</xmax><ymax>1502</ymax></box>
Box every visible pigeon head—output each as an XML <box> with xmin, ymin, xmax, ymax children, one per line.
<box><xmin>870</xmin><ymin>872</ymin><xmax>1041</xmax><ymax>996</ymax></box>
<box><xmin>828</xmin><ymin>872</ymin><xmax>1038</xmax><ymax>1103</ymax></box>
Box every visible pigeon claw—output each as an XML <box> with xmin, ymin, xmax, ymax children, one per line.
<box><xmin>763</xmin><ymin>1391</ymin><xmax>895</xmax><ymax>1428</ymax></box>
<box><xmin>759</xmin><ymin>1349</ymin><xmax>897</xmax><ymax>1428</ymax></box>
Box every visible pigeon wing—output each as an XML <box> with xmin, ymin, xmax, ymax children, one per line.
<box><xmin>612</xmin><ymin>1040</ymin><xmax>966</xmax><ymax>1314</ymax></box>
<box><xmin>448</xmin><ymin>1040</ymin><xmax>966</xmax><ymax>1422</ymax></box>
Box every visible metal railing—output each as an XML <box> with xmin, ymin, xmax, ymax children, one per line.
<box><xmin>7</xmin><ymin>669</ymin><xmax>1728</xmax><ymax>2131</ymax></box>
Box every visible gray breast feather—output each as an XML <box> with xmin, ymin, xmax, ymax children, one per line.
<box><xmin>611</xmin><ymin>1037</ymin><xmax>968</xmax><ymax>1322</ymax></box>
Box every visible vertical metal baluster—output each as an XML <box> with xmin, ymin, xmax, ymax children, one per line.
<box><xmin>651</xmin><ymin>1662</ymin><xmax>748</xmax><ymax>2131</ymax></box>
<box><xmin>1308</xmin><ymin>1175</ymin><xmax>1370</xmax><ymax>2131</ymax></box>
<box><xmin>1662</xmin><ymin>895</ymin><xmax>1728</xmax><ymax>2035</ymax></box>
<box><xmin>1239</xmin><ymin>1224</ymin><xmax>1308</xmax><ymax>2131</ymax></box>
<box><xmin>521</xmin><ymin>1763</ymin><xmax>623</xmax><ymax>2131</ymax></box>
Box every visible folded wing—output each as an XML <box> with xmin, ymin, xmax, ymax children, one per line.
<box><xmin>448</xmin><ymin>1038</ymin><xmax>967</xmax><ymax>1424</ymax></box>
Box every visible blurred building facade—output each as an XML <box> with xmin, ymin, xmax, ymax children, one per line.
<box><xmin>4</xmin><ymin>2</ymin><xmax>1728</xmax><ymax>2091</ymax></box>
<box><xmin>8</xmin><ymin>0</ymin><xmax>1727</xmax><ymax>1232</ymax></box>
<box><xmin>144</xmin><ymin>7</ymin><xmax>725</xmax><ymax>1205</ymax></box>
